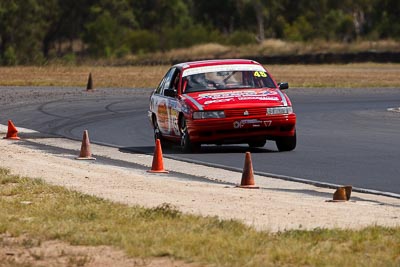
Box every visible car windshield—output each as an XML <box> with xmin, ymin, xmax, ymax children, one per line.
<box><xmin>183</xmin><ymin>70</ymin><xmax>276</xmax><ymax>93</ymax></box>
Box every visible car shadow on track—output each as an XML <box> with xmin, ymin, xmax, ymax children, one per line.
<box><xmin>119</xmin><ymin>144</ymin><xmax>278</xmax><ymax>155</ymax></box>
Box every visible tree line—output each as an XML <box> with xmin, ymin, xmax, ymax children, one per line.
<box><xmin>0</xmin><ymin>0</ymin><xmax>399</xmax><ymax>65</ymax></box>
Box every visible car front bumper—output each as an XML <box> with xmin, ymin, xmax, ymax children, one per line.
<box><xmin>186</xmin><ymin>113</ymin><xmax>296</xmax><ymax>144</ymax></box>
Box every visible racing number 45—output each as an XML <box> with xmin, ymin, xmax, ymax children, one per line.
<box><xmin>253</xmin><ymin>71</ymin><xmax>267</xmax><ymax>77</ymax></box>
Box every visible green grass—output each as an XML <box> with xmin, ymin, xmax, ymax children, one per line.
<box><xmin>1</xmin><ymin>168</ymin><xmax>399</xmax><ymax>266</ymax></box>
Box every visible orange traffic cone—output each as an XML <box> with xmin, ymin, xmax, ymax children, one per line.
<box><xmin>148</xmin><ymin>139</ymin><xmax>169</xmax><ymax>173</ymax></box>
<box><xmin>237</xmin><ymin>152</ymin><xmax>259</xmax><ymax>189</ymax></box>
<box><xmin>3</xmin><ymin>120</ymin><xmax>20</xmax><ymax>140</ymax></box>
<box><xmin>76</xmin><ymin>130</ymin><xmax>96</xmax><ymax>160</ymax></box>
<box><xmin>344</xmin><ymin>185</ymin><xmax>352</xmax><ymax>200</ymax></box>
<box><xmin>86</xmin><ymin>72</ymin><xmax>94</xmax><ymax>91</ymax></box>
<box><xmin>333</xmin><ymin>187</ymin><xmax>347</xmax><ymax>201</ymax></box>
<box><xmin>332</xmin><ymin>185</ymin><xmax>352</xmax><ymax>201</ymax></box>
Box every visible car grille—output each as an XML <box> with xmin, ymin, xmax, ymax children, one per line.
<box><xmin>224</xmin><ymin>108</ymin><xmax>266</xmax><ymax>117</ymax></box>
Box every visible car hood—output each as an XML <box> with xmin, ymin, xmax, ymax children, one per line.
<box><xmin>183</xmin><ymin>88</ymin><xmax>288</xmax><ymax>110</ymax></box>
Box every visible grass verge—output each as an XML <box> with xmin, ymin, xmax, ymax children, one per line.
<box><xmin>1</xmin><ymin>168</ymin><xmax>399</xmax><ymax>266</ymax></box>
<box><xmin>0</xmin><ymin>63</ymin><xmax>400</xmax><ymax>88</ymax></box>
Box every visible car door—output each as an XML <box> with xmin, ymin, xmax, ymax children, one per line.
<box><xmin>153</xmin><ymin>68</ymin><xmax>181</xmax><ymax>137</ymax></box>
<box><xmin>164</xmin><ymin>69</ymin><xmax>181</xmax><ymax>137</ymax></box>
<box><xmin>152</xmin><ymin>68</ymin><xmax>175</xmax><ymax>136</ymax></box>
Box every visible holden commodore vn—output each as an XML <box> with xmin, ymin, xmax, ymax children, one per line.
<box><xmin>148</xmin><ymin>59</ymin><xmax>296</xmax><ymax>152</ymax></box>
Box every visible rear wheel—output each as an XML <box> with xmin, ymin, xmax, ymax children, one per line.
<box><xmin>276</xmin><ymin>132</ymin><xmax>296</xmax><ymax>151</ymax></box>
<box><xmin>180</xmin><ymin>117</ymin><xmax>200</xmax><ymax>153</ymax></box>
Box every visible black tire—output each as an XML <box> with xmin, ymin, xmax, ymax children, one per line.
<box><xmin>276</xmin><ymin>132</ymin><xmax>297</xmax><ymax>152</ymax></box>
<box><xmin>152</xmin><ymin>115</ymin><xmax>163</xmax><ymax>142</ymax></box>
<box><xmin>180</xmin><ymin>117</ymin><xmax>200</xmax><ymax>153</ymax></box>
<box><xmin>248</xmin><ymin>139</ymin><xmax>267</xmax><ymax>148</ymax></box>
<box><xmin>153</xmin><ymin>116</ymin><xmax>173</xmax><ymax>149</ymax></box>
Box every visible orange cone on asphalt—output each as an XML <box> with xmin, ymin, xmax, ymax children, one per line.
<box><xmin>148</xmin><ymin>139</ymin><xmax>169</xmax><ymax>173</ymax></box>
<box><xmin>86</xmin><ymin>72</ymin><xmax>94</xmax><ymax>91</ymax></box>
<box><xmin>3</xmin><ymin>120</ymin><xmax>20</xmax><ymax>140</ymax></box>
<box><xmin>76</xmin><ymin>130</ymin><xmax>96</xmax><ymax>160</ymax></box>
<box><xmin>238</xmin><ymin>152</ymin><xmax>259</xmax><ymax>189</ymax></box>
<box><xmin>332</xmin><ymin>185</ymin><xmax>352</xmax><ymax>201</ymax></box>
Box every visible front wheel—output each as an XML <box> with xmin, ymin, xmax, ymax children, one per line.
<box><xmin>152</xmin><ymin>115</ymin><xmax>163</xmax><ymax>142</ymax></box>
<box><xmin>275</xmin><ymin>132</ymin><xmax>297</xmax><ymax>152</ymax></box>
<box><xmin>180</xmin><ymin>117</ymin><xmax>200</xmax><ymax>153</ymax></box>
<box><xmin>248</xmin><ymin>138</ymin><xmax>266</xmax><ymax>148</ymax></box>
<box><xmin>152</xmin><ymin>115</ymin><xmax>173</xmax><ymax>149</ymax></box>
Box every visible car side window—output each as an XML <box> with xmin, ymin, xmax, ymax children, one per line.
<box><xmin>155</xmin><ymin>77</ymin><xmax>165</xmax><ymax>94</ymax></box>
<box><xmin>160</xmin><ymin>68</ymin><xmax>175</xmax><ymax>92</ymax></box>
<box><xmin>155</xmin><ymin>68</ymin><xmax>175</xmax><ymax>94</ymax></box>
<box><xmin>171</xmin><ymin>71</ymin><xmax>180</xmax><ymax>90</ymax></box>
<box><xmin>162</xmin><ymin>68</ymin><xmax>181</xmax><ymax>96</ymax></box>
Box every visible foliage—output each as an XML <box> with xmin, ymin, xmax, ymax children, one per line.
<box><xmin>226</xmin><ymin>31</ymin><xmax>257</xmax><ymax>45</ymax></box>
<box><xmin>128</xmin><ymin>30</ymin><xmax>160</xmax><ymax>54</ymax></box>
<box><xmin>83</xmin><ymin>0</ymin><xmax>137</xmax><ymax>58</ymax></box>
<box><xmin>0</xmin><ymin>0</ymin><xmax>51</xmax><ymax>64</ymax></box>
<box><xmin>162</xmin><ymin>24</ymin><xmax>221</xmax><ymax>50</ymax></box>
<box><xmin>0</xmin><ymin>0</ymin><xmax>400</xmax><ymax>64</ymax></box>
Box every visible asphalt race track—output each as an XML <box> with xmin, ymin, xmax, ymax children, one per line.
<box><xmin>1</xmin><ymin>86</ymin><xmax>399</xmax><ymax>195</ymax></box>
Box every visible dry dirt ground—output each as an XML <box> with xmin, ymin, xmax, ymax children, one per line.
<box><xmin>1</xmin><ymin>125</ymin><xmax>400</xmax><ymax>266</ymax></box>
<box><xmin>0</xmin><ymin>234</ymin><xmax>199</xmax><ymax>267</ymax></box>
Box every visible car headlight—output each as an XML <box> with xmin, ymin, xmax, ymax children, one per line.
<box><xmin>267</xmin><ymin>107</ymin><xmax>293</xmax><ymax>115</ymax></box>
<box><xmin>193</xmin><ymin>111</ymin><xmax>225</xmax><ymax>119</ymax></box>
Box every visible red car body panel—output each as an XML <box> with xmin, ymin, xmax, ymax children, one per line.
<box><xmin>148</xmin><ymin>59</ymin><xmax>296</xmax><ymax>150</ymax></box>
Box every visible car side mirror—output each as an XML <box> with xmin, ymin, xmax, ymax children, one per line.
<box><xmin>278</xmin><ymin>82</ymin><xmax>289</xmax><ymax>90</ymax></box>
<box><xmin>164</xmin><ymin>88</ymin><xmax>177</xmax><ymax>97</ymax></box>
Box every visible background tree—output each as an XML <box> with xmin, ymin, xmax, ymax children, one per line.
<box><xmin>371</xmin><ymin>0</ymin><xmax>400</xmax><ymax>39</ymax></box>
<box><xmin>191</xmin><ymin>0</ymin><xmax>242</xmax><ymax>34</ymax></box>
<box><xmin>83</xmin><ymin>0</ymin><xmax>137</xmax><ymax>57</ymax></box>
<box><xmin>43</xmin><ymin>0</ymin><xmax>95</xmax><ymax>58</ymax></box>
<box><xmin>0</xmin><ymin>0</ymin><xmax>399</xmax><ymax>64</ymax></box>
<box><xmin>0</xmin><ymin>0</ymin><xmax>51</xmax><ymax>64</ymax></box>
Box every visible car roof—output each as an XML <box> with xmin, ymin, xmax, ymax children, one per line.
<box><xmin>173</xmin><ymin>59</ymin><xmax>262</xmax><ymax>69</ymax></box>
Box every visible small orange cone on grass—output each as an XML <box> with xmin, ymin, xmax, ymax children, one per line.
<box><xmin>86</xmin><ymin>72</ymin><xmax>94</xmax><ymax>91</ymax></box>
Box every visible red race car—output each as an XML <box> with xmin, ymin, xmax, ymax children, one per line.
<box><xmin>148</xmin><ymin>59</ymin><xmax>296</xmax><ymax>152</ymax></box>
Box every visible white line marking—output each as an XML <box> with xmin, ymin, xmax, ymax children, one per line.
<box><xmin>387</xmin><ymin>107</ymin><xmax>400</xmax><ymax>113</ymax></box>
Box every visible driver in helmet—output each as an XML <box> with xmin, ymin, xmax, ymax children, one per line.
<box><xmin>186</xmin><ymin>73</ymin><xmax>216</xmax><ymax>92</ymax></box>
